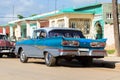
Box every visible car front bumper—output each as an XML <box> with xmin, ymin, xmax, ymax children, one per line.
<box><xmin>0</xmin><ymin>47</ymin><xmax>15</xmax><ymax>54</ymax></box>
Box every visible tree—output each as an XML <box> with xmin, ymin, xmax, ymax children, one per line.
<box><xmin>29</xmin><ymin>14</ymin><xmax>37</xmax><ymax>17</ymax></box>
<box><xmin>112</xmin><ymin>0</ymin><xmax>120</xmax><ymax>56</ymax></box>
<box><xmin>17</xmin><ymin>15</ymin><xmax>24</xmax><ymax>19</ymax></box>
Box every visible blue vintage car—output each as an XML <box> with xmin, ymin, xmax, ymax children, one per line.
<box><xmin>15</xmin><ymin>28</ymin><xmax>107</xmax><ymax>66</ymax></box>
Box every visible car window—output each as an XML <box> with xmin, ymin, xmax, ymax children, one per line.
<box><xmin>64</xmin><ymin>33</ymin><xmax>72</xmax><ymax>38</ymax></box>
<box><xmin>38</xmin><ymin>31</ymin><xmax>46</xmax><ymax>38</ymax></box>
<box><xmin>33</xmin><ymin>30</ymin><xmax>46</xmax><ymax>39</ymax></box>
<box><xmin>0</xmin><ymin>35</ymin><xmax>4</xmax><ymax>39</ymax></box>
<box><xmin>49</xmin><ymin>33</ymin><xmax>63</xmax><ymax>37</ymax></box>
<box><xmin>49</xmin><ymin>30</ymin><xmax>85</xmax><ymax>38</ymax></box>
<box><xmin>73</xmin><ymin>33</ymin><xmax>80</xmax><ymax>38</ymax></box>
<box><xmin>0</xmin><ymin>35</ymin><xmax>8</xmax><ymax>40</ymax></box>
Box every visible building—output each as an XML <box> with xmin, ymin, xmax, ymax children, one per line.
<box><xmin>1</xmin><ymin>3</ymin><xmax>120</xmax><ymax>49</ymax></box>
<box><xmin>8</xmin><ymin>12</ymin><xmax>54</xmax><ymax>39</ymax></box>
<box><xmin>0</xmin><ymin>25</ymin><xmax>10</xmax><ymax>35</ymax></box>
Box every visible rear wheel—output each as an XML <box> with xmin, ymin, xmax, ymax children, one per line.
<box><xmin>20</xmin><ymin>50</ymin><xmax>28</xmax><ymax>63</ymax></box>
<box><xmin>77</xmin><ymin>57</ymin><xmax>93</xmax><ymax>67</ymax></box>
<box><xmin>45</xmin><ymin>53</ymin><xmax>56</xmax><ymax>66</ymax></box>
<box><xmin>65</xmin><ymin>57</ymin><xmax>73</xmax><ymax>62</ymax></box>
<box><xmin>0</xmin><ymin>54</ymin><xmax>2</xmax><ymax>58</ymax></box>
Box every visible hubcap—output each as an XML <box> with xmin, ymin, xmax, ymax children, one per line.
<box><xmin>20</xmin><ymin>51</ymin><xmax>26</xmax><ymax>61</ymax></box>
<box><xmin>46</xmin><ymin>53</ymin><xmax>52</xmax><ymax>64</ymax></box>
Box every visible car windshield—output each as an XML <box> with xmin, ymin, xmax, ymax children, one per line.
<box><xmin>49</xmin><ymin>29</ymin><xmax>85</xmax><ymax>38</ymax></box>
<box><xmin>0</xmin><ymin>35</ymin><xmax>7</xmax><ymax>39</ymax></box>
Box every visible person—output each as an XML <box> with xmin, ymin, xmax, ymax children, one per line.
<box><xmin>38</xmin><ymin>31</ymin><xmax>46</xmax><ymax>38</ymax></box>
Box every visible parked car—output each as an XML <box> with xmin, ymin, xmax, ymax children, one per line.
<box><xmin>0</xmin><ymin>34</ymin><xmax>15</xmax><ymax>58</ymax></box>
<box><xmin>15</xmin><ymin>28</ymin><xmax>107</xmax><ymax>66</ymax></box>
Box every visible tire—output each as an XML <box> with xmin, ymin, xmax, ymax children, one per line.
<box><xmin>82</xmin><ymin>57</ymin><xmax>93</xmax><ymax>67</ymax></box>
<box><xmin>45</xmin><ymin>53</ymin><xmax>56</xmax><ymax>67</ymax></box>
<box><xmin>77</xmin><ymin>57</ymin><xmax>93</xmax><ymax>67</ymax></box>
<box><xmin>0</xmin><ymin>54</ymin><xmax>2</xmax><ymax>58</ymax></box>
<box><xmin>20</xmin><ymin>50</ymin><xmax>28</xmax><ymax>63</ymax></box>
<box><xmin>65</xmin><ymin>58</ymin><xmax>72</xmax><ymax>62</ymax></box>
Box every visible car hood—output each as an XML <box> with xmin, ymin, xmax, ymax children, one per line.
<box><xmin>0</xmin><ymin>39</ymin><xmax>14</xmax><ymax>47</ymax></box>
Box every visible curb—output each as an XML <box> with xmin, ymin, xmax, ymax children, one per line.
<box><xmin>115</xmin><ymin>63</ymin><xmax>120</xmax><ymax>70</ymax></box>
<box><xmin>102</xmin><ymin>57</ymin><xmax>120</xmax><ymax>69</ymax></box>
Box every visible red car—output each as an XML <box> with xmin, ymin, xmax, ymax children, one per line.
<box><xmin>0</xmin><ymin>34</ymin><xmax>15</xmax><ymax>58</ymax></box>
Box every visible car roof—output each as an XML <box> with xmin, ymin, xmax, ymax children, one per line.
<box><xmin>34</xmin><ymin>27</ymin><xmax>81</xmax><ymax>33</ymax></box>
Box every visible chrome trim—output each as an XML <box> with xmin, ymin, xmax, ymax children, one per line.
<box><xmin>78</xmin><ymin>48</ymin><xmax>89</xmax><ymax>51</ymax></box>
<box><xmin>59</xmin><ymin>49</ymin><xmax>107</xmax><ymax>57</ymax></box>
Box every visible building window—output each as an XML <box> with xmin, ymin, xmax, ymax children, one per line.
<box><xmin>69</xmin><ymin>19</ymin><xmax>90</xmax><ymax>35</ymax></box>
<box><xmin>58</xmin><ymin>20</ymin><xmax>65</xmax><ymax>27</ymax></box>
<box><xmin>118</xmin><ymin>13</ymin><xmax>120</xmax><ymax>19</ymax></box>
<box><xmin>106</xmin><ymin>13</ymin><xmax>120</xmax><ymax>19</ymax></box>
<box><xmin>51</xmin><ymin>21</ymin><xmax>55</xmax><ymax>27</ymax></box>
<box><xmin>84</xmin><ymin>21</ymin><xmax>90</xmax><ymax>34</ymax></box>
<box><xmin>106</xmin><ymin>13</ymin><xmax>113</xmax><ymax>19</ymax></box>
<box><xmin>71</xmin><ymin>22</ymin><xmax>76</xmax><ymax>28</ymax></box>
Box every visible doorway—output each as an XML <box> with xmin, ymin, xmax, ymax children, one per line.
<box><xmin>95</xmin><ymin>22</ymin><xmax>103</xmax><ymax>39</ymax></box>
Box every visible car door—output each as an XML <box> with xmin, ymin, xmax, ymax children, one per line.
<box><xmin>31</xmin><ymin>30</ymin><xmax>47</xmax><ymax>58</ymax></box>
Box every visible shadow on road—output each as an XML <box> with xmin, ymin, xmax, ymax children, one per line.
<box><xmin>56</xmin><ymin>59</ymin><xmax>117</xmax><ymax>68</ymax></box>
<box><xmin>29</xmin><ymin>59</ymin><xmax>120</xmax><ymax>69</ymax></box>
<box><xmin>1</xmin><ymin>57</ymin><xmax>120</xmax><ymax>69</ymax></box>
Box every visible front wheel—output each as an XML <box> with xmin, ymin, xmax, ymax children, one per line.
<box><xmin>20</xmin><ymin>50</ymin><xmax>28</xmax><ymax>63</ymax></box>
<box><xmin>45</xmin><ymin>53</ymin><xmax>56</xmax><ymax>67</ymax></box>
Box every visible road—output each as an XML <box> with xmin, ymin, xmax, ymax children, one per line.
<box><xmin>0</xmin><ymin>58</ymin><xmax>120</xmax><ymax>80</ymax></box>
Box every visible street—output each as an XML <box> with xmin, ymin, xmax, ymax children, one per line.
<box><xmin>0</xmin><ymin>58</ymin><xmax>120</xmax><ymax>80</ymax></box>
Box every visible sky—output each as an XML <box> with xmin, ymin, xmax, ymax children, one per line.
<box><xmin>0</xmin><ymin>0</ymin><xmax>119</xmax><ymax>25</ymax></box>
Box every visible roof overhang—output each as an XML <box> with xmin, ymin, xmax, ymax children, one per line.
<box><xmin>0</xmin><ymin>24</ymin><xmax>9</xmax><ymax>27</ymax></box>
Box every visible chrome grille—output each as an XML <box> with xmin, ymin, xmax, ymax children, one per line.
<box><xmin>0</xmin><ymin>46</ymin><xmax>15</xmax><ymax>50</ymax></box>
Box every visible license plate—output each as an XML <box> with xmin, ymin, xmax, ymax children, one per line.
<box><xmin>78</xmin><ymin>48</ymin><xmax>89</xmax><ymax>51</ymax></box>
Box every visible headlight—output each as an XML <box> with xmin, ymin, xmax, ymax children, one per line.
<box><xmin>62</xmin><ymin>40</ymin><xmax>79</xmax><ymax>46</ymax></box>
<box><xmin>90</xmin><ymin>42</ymin><xmax>106</xmax><ymax>47</ymax></box>
<box><xmin>10</xmin><ymin>42</ymin><xmax>16</xmax><ymax>46</ymax></box>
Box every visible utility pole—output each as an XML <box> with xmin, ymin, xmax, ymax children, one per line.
<box><xmin>13</xmin><ymin>4</ymin><xmax>15</xmax><ymax>20</ymax></box>
<box><xmin>55</xmin><ymin>0</ymin><xmax>57</xmax><ymax>13</ymax></box>
<box><xmin>112</xmin><ymin>0</ymin><xmax>120</xmax><ymax>56</ymax></box>
<box><xmin>47</xmin><ymin>0</ymin><xmax>49</xmax><ymax>12</ymax></box>
<box><xmin>12</xmin><ymin>0</ymin><xmax>15</xmax><ymax>20</ymax></box>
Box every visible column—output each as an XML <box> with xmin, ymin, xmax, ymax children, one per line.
<box><xmin>26</xmin><ymin>21</ymin><xmax>31</xmax><ymax>37</ymax></box>
<box><xmin>2</xmin><ymin>27</ymin><xmax>6</xmax><ymax>34</ymax></box>
<box><xmin>36</xmin><ymin>20</ymin><xmax>41</xmax><ymax>29</ymax></box>
<box><xmin>91</xmin><ymin>20</ymin><xmax>97</xmax><ymax>39</ymax></box>
<box><xmin>49</xmin><ymin>19</ymin><xmax>57</xmax><ymax>27</ymax></box>
<box><xmin>16</xmin><ymin>22</ymin><xmax>21</xmax><ymax>38</ymax></box>
<box><xmin>55</xmin><ymin>19</ymin><xmax>58</xmax><ymax>27</ymax></box>
<box><xmin>64</xmin><ymin>17</ymin><xmax>69</xmax><ymax>28</ymax></box>
<box><xmin>49</xmin><ymin>20</ymin><xmax>53</xmax><ymax>27</ymax></box>
<box><xmin>10</xmin><ymin>25</ymin><xmax>13</xmax><ymax>37</ymax></box>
